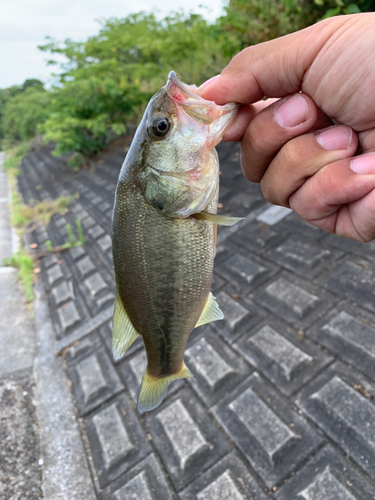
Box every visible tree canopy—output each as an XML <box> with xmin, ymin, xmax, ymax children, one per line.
<box><xmin>1</xmin><ymin>0</ymin><xmax>374</xmax><ymax>159</ymax></box>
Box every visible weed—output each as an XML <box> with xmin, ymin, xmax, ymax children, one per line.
<box><xmin>41</xmin><ymin>219</ymin><xmax>86</xmax><ymax>255</ymax></box>
<box><xmin>12</xmin><ymin>196</ymin><xmax>72</xmax><ymax>228</ymax></box>
<box><xmin>3</xmin><ymin>250</ymin><xmax>34</xmax><ymax>302</ymax></box>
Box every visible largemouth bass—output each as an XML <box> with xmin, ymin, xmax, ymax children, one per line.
<box><xmin>111</xmin><ymin>71</ymin><xmax>239</xmax><ymax>413</ymax></box>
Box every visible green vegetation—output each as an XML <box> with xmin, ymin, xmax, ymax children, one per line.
<box><xmin>11</xmin><ymin>196</ymin><xmax>72</xmax><ymax>228</ymax></box>
<box><xmin>45</xmin><ymin>219</ymin><xmax>86</xmax><ymax>253</ymax></box>
<box><xmin>3</xmin><ymin>250</ymin><xmax>35</xmax><ymax>302</ymax></box>
<box><xmin>1</xmin><ymin>1</ymin><xmax>374</xmax><ymax>163</ymax></box>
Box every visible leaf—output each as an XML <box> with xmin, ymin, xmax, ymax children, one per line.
<box><xmin>344</xmin><ymin>3</ymin><xmax>361</xmax><ymax>14</ymax></box>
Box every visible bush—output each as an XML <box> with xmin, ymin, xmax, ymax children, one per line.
<box><xmin>38</xmin><ymin>12</ymin><xmax>222</xmax><ymax>156</ymax></box>
<box><xmin>1</xmin><ymin>86</ymin><xmax>51</xmax><ymax>143</ymax></box>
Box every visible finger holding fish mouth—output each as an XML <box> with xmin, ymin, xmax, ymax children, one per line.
<box><xmin>201</xmin><ymin>84</ymin><xmax>375</xmax><ymax>242</ymax></box>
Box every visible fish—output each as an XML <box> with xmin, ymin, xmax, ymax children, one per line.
<box><xmin>111</xmin><ymin>71</ymin><xmax>240</xmax><ymax>413</ymax></box>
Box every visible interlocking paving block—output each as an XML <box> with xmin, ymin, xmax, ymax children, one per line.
<box><xmin>322</xmin><ymin>232</ymin><xmax>375</xmax><ymax>259</ymax></box>
<box><xmin>294</xmin><ymin>361</ymin><xmax>375</xmax><ymax>479</ymax></box>
<box><xmin>57</xmin><ymin>300</ymin><xmax>81</xmax><ymax>334</ymax></box>
<box><xmin>92</xmin><ymin>195</ymin><xmax>103</xmax><ymax>205</ymax></box>
<box><xmin>51</xmin><ymin>280</ymin><xmax>75</xmax><ymax>306</ymax></box>
<box><xmin>211</xmin><ymin>289</ymin><xmax>265</xmax><ymax>343</ymax></box>
<box><xmin>84</xmin><ymin>272</ymin><xmax>108</xmax><ymax>299</ymax></box>
<box><xmin>67</xmin><ymin>347</ymin><xmax>124</xmax><ymax>415</ymax></box>
<box><xmin>185</xmin><ymin>331</ymin><xmax>251</xmax><ymax>407</ymax></box>
<box><xmin>215</xmin><ymin>250</ymin><xmax>279</xmax><ymax>294</ymax></box>
<box><xmin>98</xmin><ymin>201</ymin><xmax>111</xmax><ymax>213</ymax></box>
<box><xmin>64</xmin><ymin>332</ymin><xmax>103</xmax><ymax>363</ymax></box>
<box><xmin>232</xmin><ymin>220</ymin><xmax>284</xmax><ymax>254</ymax></box>
<box><xmin>42</xmin><ymin>253</ymin><xmax>58</xmax><ymax>269</ymax></box>
<box><xmin>119</xmin><ymin>348</ymin><xmax>184</xmax><ymax>404</ymax></box>
<box><xmin>317</xmin><ymin>257</ymin><xmax>375</xmax><ymax>313</ymax></box>
<box><xmin>212</xmin><ymin>272</ymin><xmax>226</xmax><ymax>293</ymax></box>
<box><xmin>35</xmin><ymin>225</ymin><xmax>49</xmax><ymax>244</ymax></box>
<box><xmin>76</xmin><ymin>255</ymin><xmax>96</xmax><ymax>279</ymax></box>
<box><xmin>68</xmin><ymin>245</ymin><xmax>86</xmax><ymax>261</ymax></box>
<box><xmin>88</xmin><ymin>225</ymin><xmax>105</xmax><ymax>240</ymax></box>
<box><xmin>251</xmin><ymin>272</ymin><xmax>336</xmax><ymax>329</ymax></box>
<box><xmin>257</xmin><ymin>205</ymin><xmax>292</xmax><ymax>225</ymax></box>
<box><xmin>307</xmin><ymin>302</ymin><xmax>375</xmax><ymax>381</ymax></box>
<box><xmin>82</xmin><ymin>216</ymin><xmax>96</xmax><ymax>229</ymax></box>
<box><xmin>223</xmin><ymin>192</ymin><xmax>264</xmax><ymax>217</ymax></box>
<box><xmin>46</xmin><ymin>263</ymin><xmax>64</xmax><ymax>287</ymax></box>
<box><xmin>98</xmin><ymin>234</ymin><xmax>112</xmax><ymax>253</ymax></box>
<box><xmin>85</xmin><ymin>394</ymin><xmax>151</xmax><ymax>488</ymax></box>
<box><xmin>266</xmin><ymin>235</ymin><xmax>343</xmax><ymax>279</ymax></box>
<box><xmin>234</xmin><ymin>318</ymin><xmax>333</xmax><ymax>396</ymax></box>
<box><xmin>276</xmin><ymin>212</ymin><xmax>326</xmax><ymax>240</ymax></box>
<box><xmin>275</xmin><ymin>445</ymin><xmax>375</xmax><ymax>500</ymax></box>
<box><xmin>212</xmin><ymin>372</ymin><xmax>323</xmax><ymax>488</ymax></box>
<box><xmin>96</xmin><ymin>292</ymin><xmax>115</xmax><ymax>310</ymax></box>
<box><xmin>179</xmin><ymin>452</ymin><xmax>268</xmax><ymax>500</ymax></box>
<box><xmin>69</xmin><ymin>246</ymin><xmax>86</xmax><ymax>261</ymax></box>
<box><xmin>100</xmin><ymin>453</ymin><xmax>175</xmax><ymax>500</ymax></box>
<box><xmin>146</xmin><ymin>388</ymin><xmax>230</xmax><ymax>491</ymax></box>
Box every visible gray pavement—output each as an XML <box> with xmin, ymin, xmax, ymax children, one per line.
<box><xmin>6</xmin><ymin>141</ymin><xmax>375</xmax><ymax>499</ymax></box>
<box><xmin>0</xmin><ymin>153</ymin><xmax>94</xmax><ymax>500</ymax></box>
<box><xmin>0</xmin><ymin>153</ymin><xmax>41</xmax><ymax>499</ymax></box>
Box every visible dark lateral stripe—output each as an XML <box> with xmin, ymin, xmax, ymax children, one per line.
<box><xmin>54</xmin><ymin>305</ymin><xmax>114</xmax><ymax>356</ymax></box>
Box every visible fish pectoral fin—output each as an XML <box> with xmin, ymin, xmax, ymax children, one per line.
<box><xmin>112</xmin><ymin>293</ymin><xmax>140</xmax><ymax>361</ymax></box>
<box><xmin>193</xmin><ymin>211</ymin><xmax>244</xmax><ymax>226</ymax></box>
<box><xmin>195</xmin><ymin>292</ymin><xmax>224</xmax><ymax>328</ymax></box>
<box><xmin>137</xmin><ymin>363</ymin><xmax>193</xmax><ymax>413</ymax></box>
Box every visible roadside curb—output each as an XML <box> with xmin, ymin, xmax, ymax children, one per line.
<box><xmin>33</xmin><ymin>279</ymin><xmax>97</xmax><ymax>499</ymax></box>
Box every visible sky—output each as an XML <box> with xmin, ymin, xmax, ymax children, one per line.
<box><xmin>0</xmin><ymin>0</ymin><xmax>226</xmax><ymax>89</ymax></box>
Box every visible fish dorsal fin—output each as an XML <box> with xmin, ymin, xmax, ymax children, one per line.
<box><xmin>112</xmin><ymin>292</ymin><xmax>140</xmax><ymax>360</ymax></box>
<box><xmin>195</xmin><ymin>292</ymin><xmax>224</xmax><ymax>328</ymax></box>
<box><xmin>193</xmin><ymin>211</ymin><xmax>244</xmax><ymax>226</ymax></box>
<box><xmin>137</xmin><ymin>363</ymin><xmax>193</xmax><ymax>413</ymax></box>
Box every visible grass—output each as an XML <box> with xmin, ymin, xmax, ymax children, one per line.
<box><xmin>44</xmin><ymin>219</ymin><xmax>86</xmax><ymax>254</ymax></box>
<box><xmin>2</xmin><ymin>141</ymin><xmax>85</xmax><ymax>302</ymax></box>
<box><xmin>11</xmin><ymin>196</ymin><xmax>72</xmax><ymax>228</ymax></box>
<box><xmin>3</xmin><ymin>250</ymin><xmax>34</xmax><ymax>302</ymax></box>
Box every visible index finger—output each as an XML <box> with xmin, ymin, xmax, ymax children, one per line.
<box><xmin>199</xmin><ymin>16</ymin><xmax>346</xmax><ymax>105</ymax></box>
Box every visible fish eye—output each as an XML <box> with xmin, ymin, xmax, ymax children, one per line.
<box><xmin>151</xmin><ymin>116</ymin><xmax>171</xmax><ymax>138</ymax></box>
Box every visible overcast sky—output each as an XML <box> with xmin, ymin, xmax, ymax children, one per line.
<box><xmin>1</xmin><ymin>0</ymin><xmax>226</xmax><ymax>89</ymax></box>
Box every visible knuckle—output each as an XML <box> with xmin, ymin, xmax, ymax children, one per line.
<box><xmin>260</xmin><ymin>178</ymin><xmax>277</xmax><ymax>205</ymax></box>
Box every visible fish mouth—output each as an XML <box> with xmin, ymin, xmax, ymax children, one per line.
<box><xmin>166</xmin><ymin>71</ymin><xmax>238</xmax><ymax>126</ymax></box>
<box><xmin>166</xmin><ymin>71</ymin><xmax>203</xmax><ymax>102</ymax></box>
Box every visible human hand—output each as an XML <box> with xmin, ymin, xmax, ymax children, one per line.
<box><xmin>200</xmin><ymin>13</ymin><xmax>375</xmax><ymax>242</ymax></box>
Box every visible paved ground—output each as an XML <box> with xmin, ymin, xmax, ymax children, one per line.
<box><xmin>13</xmin><ymin>139</ymin><xmax>375</xmax><ymax>499</ymax></box>
<box><xmin>0</xmin><ymin>154</ymin><xmax>41</xmax><ymax>500</ymax></box>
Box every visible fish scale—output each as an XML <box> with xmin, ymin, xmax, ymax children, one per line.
<box><xmin>111</xmin><ymin>71</ymin><xmax>240</xmax><ymax>412</ymax></box>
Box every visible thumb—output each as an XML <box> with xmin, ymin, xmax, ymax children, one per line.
<box><xmin>200</xmin><ymin>16</ymin><xmax>348</xmax><ymax>105</ymax></box>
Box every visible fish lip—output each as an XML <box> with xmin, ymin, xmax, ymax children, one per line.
<box><xmin>167</xmin><ymin>71</ymin><xmax>204</xmax><ymax>102</ymax></box>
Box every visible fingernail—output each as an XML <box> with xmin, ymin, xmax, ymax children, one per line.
<box><xmin>199</xmin><ymin>75</ymin><xmax>220</xmax><ymax>90</ymax></box>
<box><xmin>350</xmin><ymin>153</ymin><xmax>375</xmax><ymax>174</ymax></box>
<box><xmin>317</xmin><ymin>125</ymin><xmax>352</xmax><ymax>150</ymax></box>
<box><xmin>275</xmin><ymin>94</ymin><xmax>308</xmax><ymax>127</ymax></box>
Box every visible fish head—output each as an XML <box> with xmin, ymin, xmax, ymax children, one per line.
<box><xmin>124</xmin><ymin>71</ymin><xmax>239</xmax><ymax>217</ymax></box>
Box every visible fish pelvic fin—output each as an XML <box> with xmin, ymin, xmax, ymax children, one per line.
<box><xmin>195</xmin><ymin>292</ymin><xmax>224</xmax><ymax>328</ymax></box>
<box><xmin>193</xmin><ymin>211</ymin><xmax>244</xmax><ymax>226</ymax></box>
<box><xmin>112</xmin><ymin>292</ymin><xmax>140</xmax><ymax>360</ymax></box>
<box><xmin>137</xmin><ymin>363</ymin><xmax>193</xmax><ymax>413</ymax></box>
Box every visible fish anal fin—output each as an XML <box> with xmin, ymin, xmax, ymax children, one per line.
<box><xmin>112</xmin><ymin>292</ymin><xmax>140</xmax><ymax>360</ymax></box>
<box><xmin>194</xmin><ymin>211</ymin><xmax>244</xmax><ymax>226</ymax></box>
<box><xmin>195</xmin><ymin>292</ymin><xmax>224</xmax><ymax>328</ymax></box>
<box><xmin>137</xmin><ymin>363</ymin><xmax>193</xmax><ymax>413</ymax></box>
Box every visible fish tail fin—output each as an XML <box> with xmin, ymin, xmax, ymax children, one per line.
<box><xmin>137</xmin><ymin>363</ymin><xmax>193</xmax><ymax>413</ymax></box>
